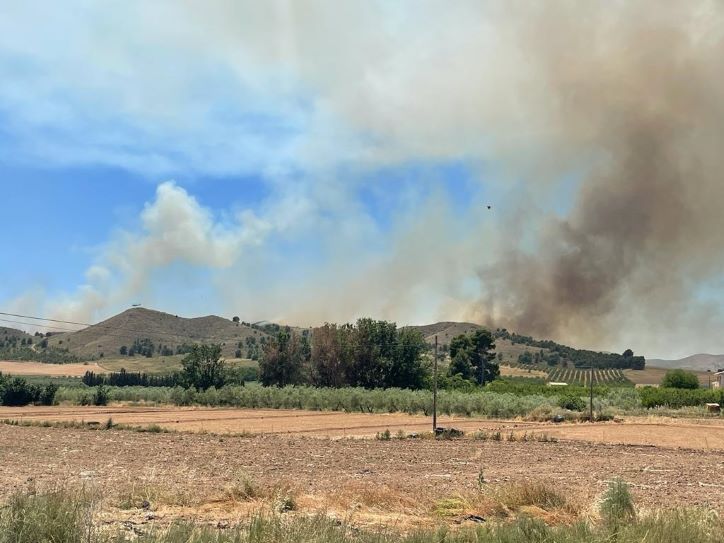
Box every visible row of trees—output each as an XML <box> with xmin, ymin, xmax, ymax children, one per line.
<box><xmin>82</xmin><ymin>368</ymin><xmax>182</xmax><ymax>388</ymax></box>
<box><xmin>260</xmin><ymin>319</ymin><xmax>430</xmax><ymax>389</ymax></box>
<box><xmin>258</xmin><ymin>320</ymin><xmax>504</xmax><ymax>390</ymax></box>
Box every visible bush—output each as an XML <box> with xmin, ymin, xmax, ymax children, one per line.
<box><xmin>0</xmin><ymin>376</ymin><xmax>57</xmax><ymax>406</ymax></box>
<box><xmin>93</xmin><ymin>384</ymin><xmax>109</xmax><ymax>406</ymax></box>
<box><xmin>557</xmin><ymin>394</ymin><xmax>586</xmax><ymax>411</ymax></box>
<box><xmin>638</xmin><ymin>386</ymin><xmax>723</xmax><ymax>409</ymax></box>
<box><xmin>661</xmin><ymin>369</ymin><xmax>700</xmax><ymax>389</ymax></box>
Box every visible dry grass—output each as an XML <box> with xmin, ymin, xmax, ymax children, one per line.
<box><xmin>434</xmin><ymin>480</ymin><xmax>580</xmax><ymax>525</ymax></box>
<box><xmin>0</xmin><ymin>360</ymin><xmax>105</xmax><ymax>376</ymax></box>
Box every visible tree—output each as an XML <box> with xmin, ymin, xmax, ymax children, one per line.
<box><xmin>309</xmin><ymin>323</ymin><xmax>352</xmax><ymax>388</ymax></box>
<box><xmin>119</xmin><ymin>345</ymin><xmax>128</xmax><ymax>356</ymax></box>
<box><xmin>387</xmin><ymin>328</ymin><xmax>428</xmax><ymax>389</ymax></box>
<box><xmin>348</xmin><ymin>318</ymin><xmax>397</xmax><ymax>388</ymax></box>
<box><xmin>518</xmin><ymin>351</ymin><xmax>533</xmax><ymax>364</ymax></box>
<box><xmin>449</xmin><ymin>329</ymin><xmax>498</xmax><ymax>385</ymax></box>
<box><xmin>259</xmin><ymin>329</ymin><xmax>307</xmax><ymax>386</ymax></box>
<box><xmin>232</xmin><ymin>316</ymin><xmax>240</xmax><ymax>323</ymax></box>
<box><xmin>448</xmin><ymin>349</ymin><xmax>474</xmax><ymax>380</ymax></box>
<box><xmin>661</xmin><ymin>369</ymin><xmax>699</xmax><ymax>389</ymax></box>
<box><xmin>181</xmin><ymin>344</ymin><xmax>226</xmax><ymax>390</ymax></box>
<box><xmin>622</xmin><ymin>349</ymin><xmax>634</xmax><ymax>358</ymax></box>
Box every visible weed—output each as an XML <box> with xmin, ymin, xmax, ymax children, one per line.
<box><xmin>600</xmin><ymin>478</ymin><xmax>636</xmax><ymax>528</ymax></box>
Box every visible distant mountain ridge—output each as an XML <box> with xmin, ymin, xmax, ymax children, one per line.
<box><xmin>647</xmin><ymin>354</ymin><xmax>724</xmax><ymax>372</ymax></box>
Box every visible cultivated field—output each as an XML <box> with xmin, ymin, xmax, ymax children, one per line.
<box><xmin>0</xmin><ymin>421</ymin><xmax>721</xmax><ymax>532</ymax></box>
<box><xmin>0</xmin><ymin>360</ymin><xmax>106</xmax><ymax>376</ymax></box>
<box><xmin>2</xmin><ymin>405</ymin><xmax>723</xmax><ymax>449</ymax></box>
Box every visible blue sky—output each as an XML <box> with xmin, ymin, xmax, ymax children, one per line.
<box><xmin>1</xmin><ymin>1</ymin><xmax>722</xmax><ymax>359</ymax></box>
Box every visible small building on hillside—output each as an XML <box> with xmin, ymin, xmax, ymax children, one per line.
<box><xmin>713</xmin><ymin>370</ymin><xmax>724</xmax><ymax>389</ymax></box>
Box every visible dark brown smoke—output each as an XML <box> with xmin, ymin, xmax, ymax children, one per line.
<box><xmin>480</xmin><ymin>2</ymin><xmax>724</xmax><ymax>349</ymax></box>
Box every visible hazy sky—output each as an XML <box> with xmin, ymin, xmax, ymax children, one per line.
<box><xmin>1</xmin><ymin>1</ymin><xmax>723</xmax><ymax>359</ymax></box>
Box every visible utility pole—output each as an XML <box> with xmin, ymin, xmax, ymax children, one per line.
<box><xmin>478</xmin><ymin>340</ymin><xmax>486</xmax><ymax>387</ymax></box>
<box><xmin>589</xmin><ymin>364</ymin><xmax>594</xmax><ymax>422</ymax></box>
<box><xmin>433</xmin><ymin>335</ymin><xmax>438</xmax><ymax>432</ymax></box>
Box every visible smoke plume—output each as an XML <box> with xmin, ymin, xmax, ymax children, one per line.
<box><xmin>477</xmin><ymin>2</ymin><xmax>724</xmax><ymax>349</ymax></box>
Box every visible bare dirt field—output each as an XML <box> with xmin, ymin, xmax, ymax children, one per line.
<box><xmin>1</xmin><ymin>406</ymin><xmax>723</xmax><ymax>450</ymax></box>
<box><xmin>0</xmin><ymin>360</ymin><xmax>106</xmax><ymax>376</ymax></box>
<box><xmin>0</xmin><ymin>422</ymin><xmax>721</xmax><ymax>530</ymax></box>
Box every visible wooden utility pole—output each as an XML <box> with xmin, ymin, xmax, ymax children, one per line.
<box><xmin>589</xmin><ymin>364</ymin><xmax>594</xmax><ymax>422</ymax></box>
<box><xmin>433</xmin><ymin>335</ymin><xmax>438</xmax><ymax>432</ymax></box>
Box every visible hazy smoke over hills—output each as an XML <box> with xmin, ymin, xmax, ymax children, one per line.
<box><xmin>4</xmin><ymin>1</ymin><xmax>724</xmax><ymax>357</ymax></box>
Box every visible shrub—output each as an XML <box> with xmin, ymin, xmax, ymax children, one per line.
<box><xmin>600</xmin><ymin>478</ymin><xmax>636</xmax><ymax>528</ymax></box>
<box><xmin>661</xmin><ymin>369</ymin><xmax>700</xmax><ymax>389</ymax></box>
<box><xmin>557</xmin><ymin>394</ymin><xmax>586</xmax><ymax>411</ymax></box>
<box><xmin>0</xmin><ymin>377</ymin><xmax>54</xmax><ymax>406</ymax></box>
<box><xmin>93</xmin><ymin>384</ymin><xmax>109</xmax><ymax>406</ymax></box>
<box><xmin>638</xmin><ymin>386</ymin><xmax>723</xmax><ymax>409</ymax></box>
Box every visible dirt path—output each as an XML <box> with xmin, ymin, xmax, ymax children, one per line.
<box><xmin>0</xmin><ymin>360</ymin><xmax>105</xmax><ymax>376</ymax></box>
<box><xmin>1</xmin><ymin>406</ymin><xmax>723</xmax><ymax>450</ymax></box>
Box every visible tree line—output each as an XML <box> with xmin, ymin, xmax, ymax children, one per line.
<box><xmin>497</xmin><ymin>329</ymin><xmax>645</xmax><ymax>370</ymax></box>
<box><xmin>82</xmin><ymin>368</ymin><xmax>182</xmax><ymax>388</ymax></box>
<box><xmin>258</xmin><ymin>318</ymin><xmax>500</xmax><ymax>390</ymax></box>
<box><xmin>258</xmin><ymin>319</ymin><xmax>429</xmax><ymax>389</ymax></box>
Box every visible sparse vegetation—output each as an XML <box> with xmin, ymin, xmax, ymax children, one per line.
<box><xmin>1</xmin><ymin>487</ymin><xmax>721</xmax><ymax>543</ymax></box>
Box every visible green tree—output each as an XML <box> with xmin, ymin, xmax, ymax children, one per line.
<box><xmin>348</xmin><ymin>318</ymin><xmax>397</xmax><ymax>388</ymax></box>
<box><xmin>661</xmin><ymin>369</ymin><xmax>699</xmax><ymax>389</ymax></box>
<box><xmin>387</xmin><ymin>328</ymin><xmax>428</xmax><ymax>389</ymax></box>
<box><xmin>259</xmin><ymin>329</ymin><xmax>307</xmax><ymax>386</ymax></box>
<box><xmin>448</xmin><ymin>349</ymin><xmax>474</xmax><ymax>380</ymax></box>
<box><xmin>449</xmin><ymin>329</ymin><xmax>498</xmax><ymax>385</ymax></box>
<box><xmin>309</xmin><ymin>323</ymin><xmax>353</xmax><ymax>388</ymax></box>
<box><xmin>181</xmin><ymin>344</ymin><xmax>226</xmax><ymax>390</ymax></box>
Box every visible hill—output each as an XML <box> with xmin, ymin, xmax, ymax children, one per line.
<box><xmin>0</xmin><ymin>326</ymin><xmax>34</xmax><ymax>341</ymax></box>
<box><xmin>45</xmin><ymin>307</ymin><xmax>271</xmax><ymax>359</ymax></box>
<box><xmin>647</xmin><ymin>354</ymin><xmax>724</xmax><ymax>372</ymax></box>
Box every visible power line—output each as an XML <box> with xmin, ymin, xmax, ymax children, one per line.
<box><xmin>0</xmin><ymin>311</ymin><xmax>89</xmax><ymax>327</ymax></box>
<box><xmin>0</xmin><ymin>317</ymin><xmax>83</xmax><ymax>333</ymax></box>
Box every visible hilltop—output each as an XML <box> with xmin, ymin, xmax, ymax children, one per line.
<box><xmin>44</xmin><ymin>307</ymin><xmax>271</xmax><ymax>359</ymax></box>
